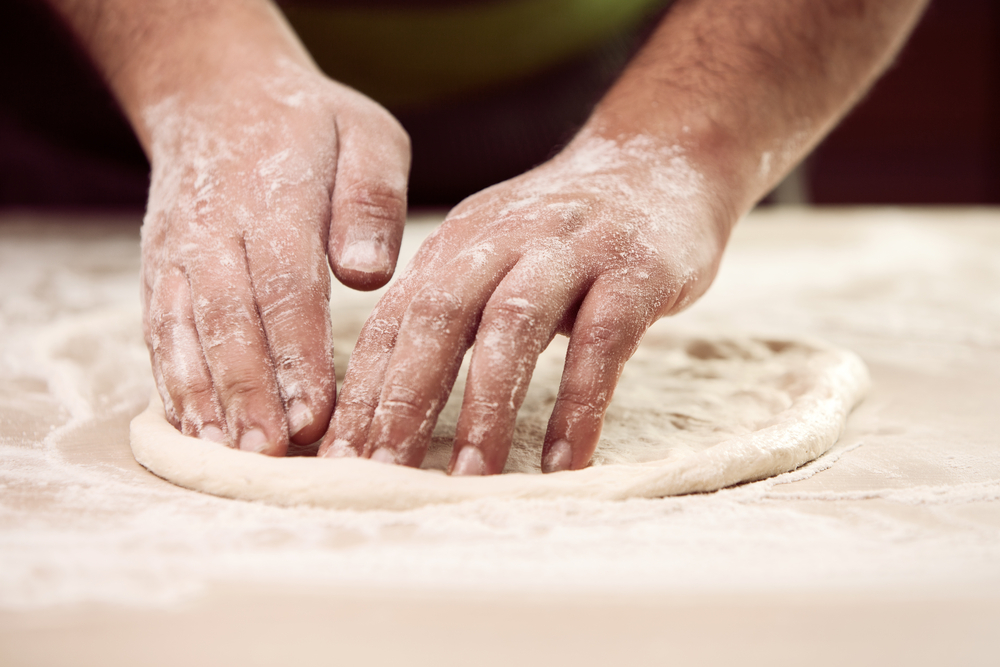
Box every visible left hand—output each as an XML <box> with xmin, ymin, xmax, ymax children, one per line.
<box><xmin>318</xmin><ymin>129</ymin><xmax>735</xmax><ymax>474</ymax></box>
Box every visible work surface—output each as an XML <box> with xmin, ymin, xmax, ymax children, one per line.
<box><xmin>1</xmin><ymin>208</ymin><xmax>998</xmax><ymax>666</ymax></box>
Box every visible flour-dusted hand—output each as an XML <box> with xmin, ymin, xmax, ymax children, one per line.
<box><xmin>319</xmin><ymin>129</ymin><xmax>732</xmax><ymax>474</ymax></box>
<box><xmin>142</xmin><ymin>64</ymin><xmax>408</xmax><ymax>455</ymax></box>
<box><xmin>42</xmin><ymin>0</ymin><xmax>409</xmax><ymax>454</ymax></box>
<box><xmin>318</xmin><ymin>0</ymin><xmax>929</xmax><ymax>474</ymax></box>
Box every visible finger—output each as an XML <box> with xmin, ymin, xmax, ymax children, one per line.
<box><xmin>541</xmin><ymin>278</ymin><xmax>655</xmax><ymax>473</ymax></box>
<box><xmin>145</xmin><ymin>266</ymin><xmax>226</xmax><ymax>443</ymax></box>
<box><xmin>327</xmin><ymin>104</ymin><xmax>410</xmax><ymax>291</ymax></box>
<box><xmin>363</xmin><ymin>252</ymin><xmax>512</xmax><ymax>467</ymax></box>
<box><xmin>186</xmin><ymin>238</ymin><xmax>289</xmax><ymax>456</ymax></box>
<box><xmin>245</xmin><ymin>189</ymin><xmax>336</xmax><ymax>445</ymax></box>
<box><xmin>318</xmin><ymin>227</ymin><xmax>492</xmax><ymax>459</ymax></box>
<box><xmin>449</xmin><ymin>258</ymin><xmax>586</xmax><ymax>476</ymax></box>
<box><xmin>317</xmin><ymin>301</ymin><xmax>399</xmax><ymax>459</ymax></box>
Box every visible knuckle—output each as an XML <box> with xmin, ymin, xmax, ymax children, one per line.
<box><xmin>195</xmin><ymin>300</ymin><xmax>257</xmax><ymax>350</ymax></box>
<box><xmin>556</xmin><ymin>391</ymin><xmax>607</xmax><ymax>418</ymax></box>
<box><xmin>180</xmin><ymin>377</ymin><xmax>217</xmax><ymax>405</ymax></box>
<box><xmin>147</xmin><ymin>310</ymin><xmax>194</xmax><ymax>353</ymax></box>
<box><xmin>339</xmin><ymin>396</ymin><xmax>379</xmax><ymax>413</ymax></box>
<box><xmin>376</xmin><ymin>384</ymin><xmax>427</xmax><ymax>420</ymax></box>
<box><xmin>475</xmin><ymin>298</ymin><xmax>550</xmax><ymax>362</ymax></box>
<box><xmin>485</xmin><ymin>297</ymin><xmax>543</xmax><ymax>331</ymax></box>
<box><xmin>256</xmin><ymin>282</ymin><xmax>298</xmax><ymax>319</ymax></box>
<box><xmin>343</xmin><ymin>182</ymin><xmax>406</xmax><ymax>225</ymax></box>
<box><xmin>464</xmin><ymin>396</ymin><xmax>503</xmax><ymax>415</ymax></box>
<box><xmin>256</xmin><ymin>268</ymin><xmax>307</xmax><ymax>302</ymax></box>
<box><xmin>573</xmin><ymin>317</ymin><xmax>643</xmax><ymax>369</ymax></box>
<box><xmin>257</xmin><ymin>276</ymin><xmax>328</xmax><ymax>327</ymax></box>
<box><xmin>271</xmin><ymin>350</ymin><xmax>300</xmax><ymax>374</ymax></box>
<box><xmin>176</xmin><ymin>389</ymin><xmax>220</xmax><ymax>431</ymax></box>
<box><xmin>407</xmin><ymin>287</ymin><xmax>464</xmax><ymax>331</ymax></box>
<box><xmin>576</xmin><ymin>322</ymin><xmax>626</xmax><ymax>351</ymax></box>
<box><xmin>355</xmin><ymin>316</ymin><xmax>399</xmax><ymax>350</ymax></box>
<box><xmin>219</xmin><ymin>374</ymin><xmax>265</xmax><ymax>404</ymax></box>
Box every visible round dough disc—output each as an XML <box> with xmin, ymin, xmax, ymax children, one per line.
<box><xmin>129</xmin><ymin>330</ymin><xmax>869</xmax><ymax>510</ymax></box>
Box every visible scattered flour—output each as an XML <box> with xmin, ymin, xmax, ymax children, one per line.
<box><xmin>2</xmin><ymin>213</ymin><xmax>999</xmax><ymax>611</ymax></box>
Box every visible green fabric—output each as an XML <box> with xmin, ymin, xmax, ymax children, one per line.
<box><xmin>282</xmin><ymin>0</ymin><xmax>665</xmax><ymax>109</ymax></box>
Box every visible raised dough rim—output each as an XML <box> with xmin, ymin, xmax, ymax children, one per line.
<box><xmin>129</xmin><ymin>337</ymin><xmax>870</xmax><ymax>511</ymax></box>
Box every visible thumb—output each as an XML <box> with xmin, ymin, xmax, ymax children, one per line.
<box><xmin>328</xmin><ymin>106</ymin><xmax>410</xmax><ymax>291</ymax></box>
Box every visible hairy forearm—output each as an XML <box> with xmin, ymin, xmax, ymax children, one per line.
<box><xmin>589</xmin><ymin>0</ymin><xmax>929</xmax><ymax>215</ymax></box>
<box><xmin>43</xmin><ymin>0</ymin><xmax>315</xmax><ymax>152</ymax></box>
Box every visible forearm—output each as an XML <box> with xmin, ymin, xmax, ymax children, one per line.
<box><xmin>586</xmin><ymin>0</ymin><xmax>929</xmax><ymax>217</ymax></box>
<box><xmin>43</xmin><ymin>0</ymin><xmax>316</xmax><ymax>153</ymax></box>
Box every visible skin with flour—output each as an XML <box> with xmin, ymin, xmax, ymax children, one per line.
<box><xmin>46</xmin><ymin>0</ymin><xmax>927</xmax><ymax>475</ymax></box>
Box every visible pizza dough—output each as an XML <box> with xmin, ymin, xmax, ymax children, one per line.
<box><xmin>129</xmin><ymin>329</ymin><xmax>869</xmax><ymax>510</ymax></box>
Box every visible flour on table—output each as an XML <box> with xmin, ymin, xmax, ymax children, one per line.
<box><xmin>130</xmin><ymin>326</ymin><xmax>869</xmax><ymax>511</ymax></box>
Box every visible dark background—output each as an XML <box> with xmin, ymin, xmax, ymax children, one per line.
<box><xmin>1</xmin><ymin>0</ymin><xmax>997</xmax><ymax>210</ymax></box>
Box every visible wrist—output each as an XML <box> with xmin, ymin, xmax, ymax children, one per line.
<box><xmin>51</xmin><ymin>0</ymin><xmax>319</xmax><ymax>155</ymax></box>
<box><xmin>573</xmin><ymin>98</ymin><xmax>757</xmax><ymax>234</ymax></box>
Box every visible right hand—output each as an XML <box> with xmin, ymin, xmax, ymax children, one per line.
<box><xmin>140</xmin><ymin>51</ymin><xmax>410</xmax><ymax>456</ymax></box>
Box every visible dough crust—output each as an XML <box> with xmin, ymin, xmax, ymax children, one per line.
<box><xmin>129</xmin><ymin>331</ymin><xmax>869</xmax><ymax>510</ymax></box>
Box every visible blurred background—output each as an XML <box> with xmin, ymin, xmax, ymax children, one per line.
<box><xmin>0</xmin><ymin>0</ymin><xmax>997</xmax><ymax>210</ymax></box>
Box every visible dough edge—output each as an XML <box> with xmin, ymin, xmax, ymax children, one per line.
<box><xmin>129</xmin><ymin>337</ymin><xmax>870</xmax><ymax>511</ymax></box>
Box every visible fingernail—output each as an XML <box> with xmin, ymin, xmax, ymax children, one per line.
<box><xmin>320</xmin><ymin>438</ymin><xmax>356</xmax><ymax>458</ymax></box>
<box><xmin>287</xmin><ymin>402</ymin><xmax>314</xmax><ymax>437</ymax></box>
<box><xmin>239</xmin><ymin>428</ymin><xmax>270</xmax><ymax>454</ymax></box>
<box><xmin>340</xmin><ymin>241</ymin><xmax>389</xmax><ymax>273</ymax></box>
<box><xmin>370</xmin><ymin>448</ymin><xmax>397</xmax><ymax>465</ymax></box>
<box><xmin>542</xmin><ymin>439</ymin><xmax>573</xmax><ymax>473</ymax></box>
<box><xmin>451</xmin><ymin>446</ymin><xmax>486</xmax><ymax>476</ymax></box>
<box><xmin>199</xmin><ymin>425</ymin><xmax>226</xmax><ymax>444</ymax></box>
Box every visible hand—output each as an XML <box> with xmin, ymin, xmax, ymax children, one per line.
<box><xmin>47</xmin><ymin>0</ymin><xmax>926</xmax><ymax>466</ymax></box>
<box><xmin>319</xmin><ymin>129</ymin><xmax>733</xmax><ymax>474</ymax></box>
<box><xmin>141</xmin><ymin>56</ymin><xmax>409</xmax><ymax>455</ymax></box>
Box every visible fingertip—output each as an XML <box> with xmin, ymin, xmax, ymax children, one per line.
<box><xmin>370</xmin><ymin>448</ymin><xmax>397</xmax><ymax>465</ymax></box>
<box><xmin>542</xmin><ymin>439</ymin><xmax>573</xmax><ymax>473</ymax></box>
<box><xmin>320</xmin><ymin>397</ymin><xmax>379</xmax><ymax>459</ymax></box>
<box><xmin>237</xmin><ymin>425</ymin><xmax>288</xmax><ymax>457</ymax></box>
<box><xmin>333</xmin><ymin>239</ymin><xmax>396</xmax><ymax>291</ymax></box>
<box><xmin>318</xmin><ymin>437</ymin><xmax>360</xmax><ymax>459</ymax></box>
<box><xmin>199</xmin><ymin>424</ymin><xmax>227</xmax><ymax>444</ymax></box>
<box><xmin>239</xmin><ymin>428</ymin><xmax>271</xmax><ymax>454</ymax></box>
<box><xmin>450</xmin><ymin>446</ymin><xmax>486</xmax><ymax>476</ymax></box>
<box><xmin>341</xmin><ymin>239</ymin><xmax>392</xmax><ymax>272</ymax></box>
<box><xmin>287</xmin><ymin>401</ymin><xmax>314</xmax><ymax>434</ymax></box>
<box><xmin>288</xmin><ymin>400</ymin><xmax>330</xmax><ymax>446</ymax></box>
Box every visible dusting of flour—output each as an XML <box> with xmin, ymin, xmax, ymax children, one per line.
<box><xmin>2</xmin><ymin>213</ymin><xmax>999</xmax><ymax>611</ymax></box>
